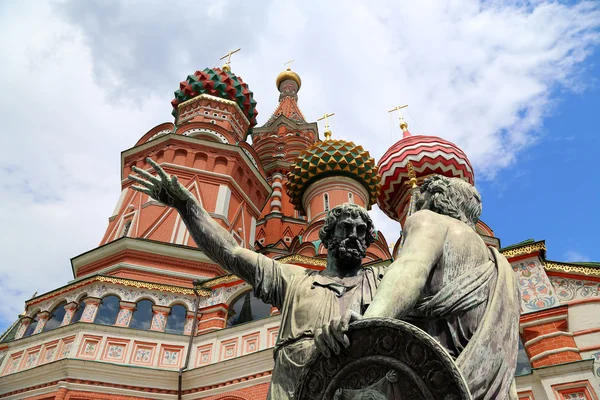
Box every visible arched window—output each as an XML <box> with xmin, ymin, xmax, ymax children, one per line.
<box><xmin>165</xmin><ymin>304</ymin><xmax>187</xmax><ymax>335</ymax></box>
<box><xmin>71</xmin><ymin>298</ymin><xmax>87</xmax><ymax>323</ymax></box>
<box><xmin>95</xmin><ymin>295</ymin><xmax>120</xmax><ymax>326</ymax></box>
<box><xmin>227</xmin><ymin>291</ymin><xmax>271</xmax><ymax>327</ymax></box>
<box><xmin>23</xmin><ymin>314</ymin><xmax>39</xmax><ymax>338</ymax></box>
<box><xmin>324</xmin><ymin>193</ymin><xmax>330</xmax><ymax>211</ymax></box>
<box><xmin>348</xmin><ymin>192</ymin><xmax>354</xmax><ymax>204</ymax></box>
<box><xmin>43</xmin><ymin>301</ymin><xmax>67</xmax><ymax>332</ymax></box>
<box><xmin>129</xmin><ymin>299</ymin><xmax>154</xmax><ymax>330</ymax></box>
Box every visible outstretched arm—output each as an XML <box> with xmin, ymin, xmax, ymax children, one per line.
<box><xmin>363</xmin><ymin>210</ymin><xmax>447</xmax><ymax>319</ymax></box>
<box><xmin>129</xmin><ymin>158</ymin><xmax>260</xmax><ymax>284</ymax></box>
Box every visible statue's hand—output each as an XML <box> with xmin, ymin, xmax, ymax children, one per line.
<box><xmin>314</xmin><ymin>310</ymin><xmax>362</xmax><ymax>358</ymax></box>
<box><xmin>129</xmin><ymin>158</ymin><xmax>193</xmax><ymax>209</ymax></box>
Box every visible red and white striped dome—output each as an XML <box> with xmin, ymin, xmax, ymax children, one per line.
<box><xmin>377</xmin><ymin>131</ymin><xmax>475</xmax><ymax>223</ymax></box>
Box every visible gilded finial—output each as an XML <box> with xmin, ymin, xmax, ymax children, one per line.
<box><xmin>317</xmin><ymin>112</ymin><xmax>335</xmax><ymax>140</ymax></box>
<box><xmin>405</xmin><ymin>161</ymin><xmax>418</xmax><ymax>189</ymax></box>
<box><xmin>388</xmin><ymin>104</ymin><xmax>410</xmax><ymax>134</ymax></box>
<box><xmin>220</xmin><ymin>48</ymin><xmax>241</xmax><ymax>72</ymax></box>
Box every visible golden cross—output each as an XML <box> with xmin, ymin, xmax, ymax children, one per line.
<box><xmin>388</xmin><ymin>104</ymin><xmax>409</xmax><ymax>132</ymax></box>
<box><xmin>317</xmin><ymin>112</ymin><xmax>335</xmax><ymax>139</ymax></box>
<box><xmin>219</xmin><ymin>48</ymin><xmax>241</xmax><ymax>71</ymax></box>
<box><xmin>284</xmin><ymin>59</ymin><xmax>295</xmax><ymax>70</ymax></box>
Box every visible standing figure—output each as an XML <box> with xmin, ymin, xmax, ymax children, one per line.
<box><xmin>129</xmin><ymin>159</ymin><xmax>386</xmax><ymax>400</ymax></box>
<box><xmin>320</xmin><ymin>175</ymin><xmax>520</xmax><ymax>400</ymax></box>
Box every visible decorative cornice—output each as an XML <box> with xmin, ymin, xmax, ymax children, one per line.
<box><xmin>545</xmin><ymin>261</ymin><xmax>600</xmax><ymax>277</ymax></box>
<box><xmin>501</xmin><ymin>241</ymin><xmax>546</xmax><ymax>259</ymax></box>
<box><xmin>26</xmin><ymin>275</ymin><xmax>208</xmax><ymax>307</ymax></box>
<box><xmin>277</xmin><ymin>254</ymin><xmax>327</xmax><ymax>267</ymax></box>
<box><xmin>202</xmin><ymin>275</ymin><xmax>241</xmax><ymax>288</ymax></box>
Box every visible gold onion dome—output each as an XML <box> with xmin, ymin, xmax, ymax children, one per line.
<box><xmin>286</xmin><ymin>139</ymin><xmax>381</xmax><ymax>212</ymax></box>
<box><xmin>276</xmin><ymin>68</ymin><xmax>302</xmax><ymax>91</ymax></box>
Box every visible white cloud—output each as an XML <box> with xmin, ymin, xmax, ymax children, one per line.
<box><xmin>564</xmin><ymin>251</ymin><xmax>592</xmax><ymax>263</ymax></box>
<box><xmin>1</xmin><ymin>0</ymin><xmax>599</xmax><ymax>326</ymax></box>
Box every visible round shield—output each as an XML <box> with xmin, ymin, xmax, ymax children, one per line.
<box><xmin>295</xmin><ymin>318</ymin><xmax>472</xmax><ymax>400</ymax></box>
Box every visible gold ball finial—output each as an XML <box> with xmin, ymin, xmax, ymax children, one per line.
<box><xmin>222</xmin><ymin>63</ymin><xmax>231</xmax><ymax>72</ymax></box>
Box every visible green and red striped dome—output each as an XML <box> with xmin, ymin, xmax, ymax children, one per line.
<box><xmin>171</xmin><ymin>68</ymin><xmax>258</xmax><ymax>129</ymax></box>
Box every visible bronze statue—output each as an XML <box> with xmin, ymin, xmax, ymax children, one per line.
<box><xmin>318</xmin><ymin>176</ymin><xmax>521</xmax><ymax>400</ymax></box>
<box><xmin>129</xmin><ymin>159</ymin><xmax>388</xmax><ymax>400</ymax></box>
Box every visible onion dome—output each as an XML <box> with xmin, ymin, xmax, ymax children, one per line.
<box><xmin>276</xmin><ymin>68</ymin><xmax>302</xmax><ymax>91</ymax></box>
<box><xmin>286</xmin><ymin>139</ymin><xmax>381</xmax><ymax>212</ymax></box>
<box><xmin>377</xmin><ymin>123</ymin><xmax>475</xmax><ymax>222</ymax></box>
<box><xmin>171</xmin><ymin>67</ymin><xmax>258</xmax><ymax>129</ymax></box>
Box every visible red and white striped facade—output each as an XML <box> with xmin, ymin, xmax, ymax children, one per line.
<box><xmin>377</xmin><ymin>133</ymin><xmax>475</xmax><ymax>224</ymax></box>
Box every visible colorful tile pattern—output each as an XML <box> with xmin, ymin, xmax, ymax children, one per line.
<box><xmin>512</xmin><ymin>258</ymin><xmax>558</xmax><ymax>311</ymax></box>
<box><xmin>135</xmin><ymin>348</ymin><xmax>152</xmax><ymax>363</ymax></box>
<box><xmin>106</xmin><ymin>345</ymin><xmax>124</xmax><ymax>360</ymax></box>
<box><xmin>61</xmin><ymin>308</ymin><xmax>75</xmax><ymax>326</ymax></box>
<box><xmin>80</xmin><ymin>301</ymin><xmax>99</xmax><ymax>322</ymax></box>
<box><xmin>130</xmin><ymin>342</ymin><xmax>156</xmax><ymax>366</ymax></box>
<box><xmin>60</xmin><ymin>340</ymin><xmax>73</xmax><ymax>358</ymax></box>
<box><xmin>15</xmin><ymin>320</ymin><xmax>30</xmax><ymax>339</ymax></box>
<box><xmin>42</xmin><ymin>346</ymin><xmax>56</xmax><ymax>363</ymax></box>
<box><xmin>550</xmin><ymin>276</ymin><xmax>600</xmax><ymax>302</ymax></box>
<box><xmin>115</xmin><ymin>308</ymin><xmax>133</xmax><ymax>327</ymax></box>
<box><xmin>32</xmin><ymin>314</ymin><xmax>49</xmax><ymax>334</ymax></box>
<box><xmin>6</xmin><ymin>355</ymin><xmax>21</xmax><ymax>374</ymax></box>
<box><xmin>150</xmin><ymin>312</ymin><xmax>167</xmax><ymax>331</ymax></box>
<box><xmin>563</xmin><ymin>393</ymin><xmax>586</xmax><ymax>400</ymax></box>
<box><xmin>163</xmin><ymin>350</ymin><xmax>178</xmax><ymax>365</ymax></box>
<box><xmin>183</xmin><ymin>316</ymin><xmax>194</xmax><ymax>335</ymax></box>
<box><xmin>24</xmin><ymin>351</ymin><xmax>39</xmax><ymax>368</ymax></box>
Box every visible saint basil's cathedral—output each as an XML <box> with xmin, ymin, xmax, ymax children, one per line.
<box><xmin>1</xmin><ymin>57</ymin><xmax>600</xmax><ymax>400</ymax></box>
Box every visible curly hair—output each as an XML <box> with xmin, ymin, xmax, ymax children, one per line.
<box><xmin>319</xmin><ymin>203</ymin><xmax>377</xmax><ymax>249</ymax></box>
<box><xmin>419</xmin><ymin>175</ymin><xmax>481</xmax><ymax>228</ymax></box>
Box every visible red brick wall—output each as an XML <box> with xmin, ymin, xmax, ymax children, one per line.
<box><xmin>201</xmin><ymin>382</ymin><xmax>270</xmax><ymax>400</ymax></box>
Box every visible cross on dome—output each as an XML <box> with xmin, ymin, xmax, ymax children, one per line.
<box><xmin>388</xmin><ymin>104</ymin><xmax>411</xmax><ymax>137</ymax></box>
<box><xmin>220</xmin><ymin>48</ymin><xmax>241</xmax><ymax>72</ymax></box>
<box><xmin>317</xmin><ymin>112</ymin><xmax>335</xmax><ymax>140</ymax></box>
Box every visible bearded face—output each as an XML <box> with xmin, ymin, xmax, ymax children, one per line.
<box><xmin>328</xmin><ymin>235</ymin><xmax>368</xmax><ymax>264</ymax></box>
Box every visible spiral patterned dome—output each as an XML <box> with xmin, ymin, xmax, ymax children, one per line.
<box><xmin>171</xmin><ymin>68</ymin><xmax>258</xmax><ymax>129</ymax></box>
<box><xmin>286</xmin><ymin>139</ymin><xmax>381</xmax><ymax>212</ymax></box>
<box><xmin>377</xmin><ymin>134</ymin><xmax>474</xmax><ymax>222</ymax></box>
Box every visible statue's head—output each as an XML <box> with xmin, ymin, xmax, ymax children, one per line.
<box><xmin>416</xmin><ymin>175</ymin><xmax>482</xmax><ymax>228</ymax></box>
<box><xmin>319</xmin><ymin>203</ymin><xmax>376</xmax><ymax>265</ymax></box>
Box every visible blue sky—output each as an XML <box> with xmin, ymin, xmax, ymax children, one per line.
<box><xmin>1</xmin><ymin>0</ymin><xmax>599</xmax><ymax>333</ymax></box>
<box><xmin>479</xmin><ymin>50</ymin><xmax>600</xmax><ymax>261</ymax></box>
